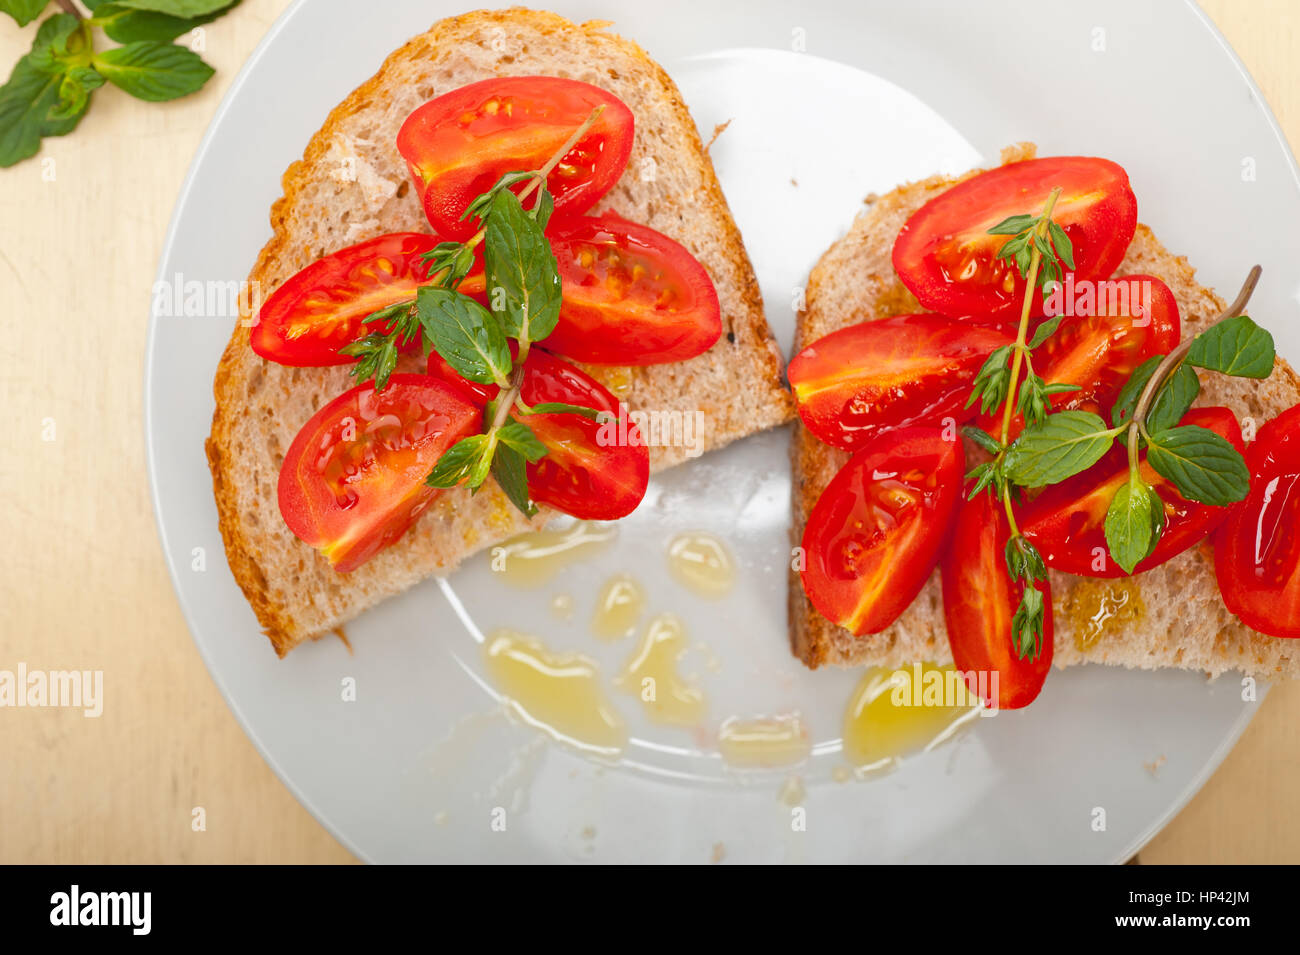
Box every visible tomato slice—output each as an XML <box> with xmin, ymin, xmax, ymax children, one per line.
<box><xmin>893</xmin><ymin>157</ymin><xmax>1138</xmax><ymax>323</ymax></box>
<box><xmin>941</xmin><ymin>490</ymin><xmax>1053</xmax><ymax>710</ymax></box>
<box><xmin>789</xmin><ymin>314</ymin><xmax>1014</xmax><ymax>452</ymax></box>
<box><xmin>1019</xmin><ymin>407</ymin><xmax>1245</xmax><ymax>578</ymax></box>
<box><xmin>1215</xmin><ymin>403</ymin><xmax>1300</xmax><ymax>638</ymax></box>
<box><xmin>397</xmin><ymin>77</ymin><xmax>635</xmax><ymax>241</ymax></box>
<box><xmin>800</xmin><ymin>427</ymin><xmax>963</xmax><ymax>635</ymax></box>
<box><xmin>975</xmin><ymin>274</ymin><xmax>1180</xmax><ymax>441</ymax></box>
<box><xmin>251</xmin><ymin>233</ymin><xmax>474</xmax><ymax>367</ymax></box>
<box><xmin>540</xmin><ymin>214</ymin><xmax>722</xmax><ymax>364</ymax></box>
<box><xmin>278</xmin><ymin>375</ymin><xmax>481</xmax><ymax>572</ymax></box>
<box><xmin>427</xmin><ymin>347</ymin><xmax>649</xmax><ymax>520</ymax></box>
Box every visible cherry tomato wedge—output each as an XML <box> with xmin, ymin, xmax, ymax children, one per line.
<box><xmin>1215</xmin><ymin>403</ymin><xmax>1300</xmax><ymax>638</ymax></box>
<box><xmin>540</xmin><ymin>214</ymin><xmax>722</xmax><ymax>364</ymax></box>
<box><xmin>1019</xmin><ymin>407</ymin><xmax>1245</xmax><ymax>578</ymax></box>
<box><xmin>975</xmin><ymin>274</ymin><xmax>1180</xmax><ymax>441</ymax></box>
<box><xmin>941</xmin><ymin>490</ymin><xmax>1053</xmax><ymax>710</ymax></box>
<box><xmin>251</xmin><ymin>233</ymin><xmax>475</xmax><ymax>367</ymax></box>
<box><xmin>278</xmin><ymin>375</ymin><xmax>480</xmax><ymax>572</ymax></box>
<box><xmin>789</xmin><ymin>314</ymin><xmax>1014</xmax><ymax>452</ymax></box>
<box><xmin>800</xmin><ymin>427</ymin><xmax>963</xmax><ymax>635</ymax></box>
<box><xmin>893</xmin><ymin>156</ymin><xmax>1137</xmax><ymax>323</ymax></box>
<box><xmin>427</xmin><ymin>347</ymin><xmax>649</xmax><ymax>520</ymax></box>
<box><xmin>397</xmin><ymin>77</ymin><xmax>635</xmax><ymax>241</ymax></box>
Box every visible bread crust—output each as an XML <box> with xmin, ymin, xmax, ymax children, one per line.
<box><xmin>790</xmin><ymin>145</ymin><xmax>1300</xmax><ymax>679</ymax></box>
<box><xmin>207</xmin><ymin>9</ymin><xmax>793</xmax><ymax>655</ymax></box>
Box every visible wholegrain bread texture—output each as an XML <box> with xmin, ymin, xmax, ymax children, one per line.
<box><xmin>207</xmin><ymin>9</ymin><xmax>793</xmax><ymax>656</ymax></box>
<box><xmin>790</xmin><ymin>144</ymin><xmax>1300</xmax><ymax>679</ymax></box>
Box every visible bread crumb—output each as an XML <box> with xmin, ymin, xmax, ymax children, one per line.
<box><xmin>710</xmin><ymin>842</ymin><xmax>726</xmax><ymax>864</ymax></box>
<box><xmin>704</xmin><ymin>120</ymin><xmax>732</xmax><ymax>153</ymax></box>
<box><xmin>332</xmin><ymin>627</ymin><xmax>352</xmax><ymax>653</ymax></box>
<box><xmin>1143</xmin><ymin>755</ymin><xmax>1167</xmax><ymax>777</ymax></box>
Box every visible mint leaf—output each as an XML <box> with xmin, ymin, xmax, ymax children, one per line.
<box><xmin>426</xmin><ymin>434</ymin><xmax>491</xmax><ymax>489</ymax></box>
<box><xmin>1146</xmin><ymin>425</ymin><xmax>1250</xmax><ymax>506</ymax></box>
<box><xmin>1003</xmin><ymin>411</ymin><xmax>1114</xmax><ymax>487</ymax></box>
<box><xmin>532</xmin><ymin>188</ymin><xmax>554</xmax><ymax>230</ymax></box>
<box><xmin>529</xmin><ymin>401</ymin><xmax>603</xmax><ymax>421</ymax></box>
<box><xmin>93</xmin><ymin>41</ymin><xmax>214</xmax><ymax>102</ymax></box>
<box><xmin>497</xmin><ymin>420</ymin><xmax>548</xmax><ymax>462</ymax></box>
<box><xmin>416</xmin><ymin>286</ymin><xmax>512</xmax><ymax>386</ymax></box>
<box><xmin>1186</xmin><ymin>315</ymin><xmax>1275</xmax><ymax>379</ymax></box>
<box><xmin>0</xmin><ymin>0</ymin><xmax>49</xmax><ymax>27</ymax></box>
<box><xmin>491</xmin><ymin>443</ymin><xmax>537</xmax><ymax>517</ymax></box>
<box><xmin>108</xmin><ymin>0</ymin><xmax>233</xmax><ymax>15</ymax></box>
<box><xmin>51</xmin><ymin>66</ymin><xmax>104</xmax><ymax>121</ymax></box>
<box><xmin>95</xmin><ymin>0</ymin><xmax>239</xmax><ymax>44</ymax></box>
<box><xmin>1104</xmin><ymin>478</ymin><xmax>1164</xmax><ymax>575</ymax></box>
<box><xmin>1111</xmin><ymin>356</ymin><xmax>1200</xmax><ymax>434</ymax></box>
<box><xmin>0</xmin><ymin>14</ymin><xmax>88</xmax><ymax>167</ymax></box>
<box><xmin>483</xmin><ymin>188</ymin><xmax>562</xmax><ymax>345</ymax></box>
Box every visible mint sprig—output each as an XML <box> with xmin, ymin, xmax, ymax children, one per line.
<box><xmin>0</xmin><ymin>0</ymin><xmax>237</xmax><ymax>168</ymax></box>
<box><xmin>401</xmin><ymin>106</ymin><xmax>607</xmax><ymax>517</ymax></box>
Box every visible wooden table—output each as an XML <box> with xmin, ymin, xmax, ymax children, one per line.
<box><xmin>2</xmin><ymin>0</ymin><xmax>1295</xmax><ymax>864</ymax></box>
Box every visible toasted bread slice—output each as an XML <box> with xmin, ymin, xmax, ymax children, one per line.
<box><xmin>791</xmin><ymin>144</ymin><xmax>1300</xmax><ymax>679</ymax></box>
<box><xmin>207</xmin><ymin>9</ymin><xmax>793</xmax><ymax>656</ymax></box>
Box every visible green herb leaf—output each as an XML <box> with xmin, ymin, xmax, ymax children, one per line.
<box><xmin>339</xmin><ymin>332</ymin><xmax>400</xmax><ymax>391</ymax></box>
<box><xmin>93</xmin><ymin>41</ymin><xmax>214</xmax><ymax>102</ymax></box>
<box><xmin>1047</xmin><ymin>219</ymin><xmax>1074</xmax><ymax>270</ymax></box>
<box><xmin>96</xmin><ymin>0</ymin><xmax>239</xmax><ymax>44</ymax></box>
<box><xmin>1186</xmin><ymin>315</ymin><xmax>1275</xmax><ymax>379</ymax></box>
<box><xmin>460</xmin><ymin>169</ymin><xmax>537</xmax><ymax>223</ymax></box>
<box><xmin>51</xmin><ymin>66</ymin><xmax>104</xmax><ymax>121</ymax></box>
<box><xmin>416</xmin><ymin>286</ymin><xmax>512</xmax><ymax>386</ymax></box>
<box><xmin>532</xmin><ymin>188</ymin><xmax>554</xmax><ymax>230</ymax></box>
<box><xmin>482</xmin><ymin>188</ymin><xmax>563</xmax><ymax>345</ymax></box>
<box><xmin>491</xmin><ymin>443</ymin><xmax>537</xmax><ymax>517</ymax></box>
<box><xmin>1110</xmin><ymin>356</ymin><xmax>1201</xmax><ymax>436</ymax></box>
<box><xmin>426</xmin><ymin>434</ymin><xmax>492</xmax><ymax>489</ymax></box>
<box><xmin>0</xmin><ymin>0</ymin><xmax>49</xmax><ymax>27</ymax></box>
<box><xmin>497</xmin><ymin>420</ymin><xmax>548</xmax><ymax>462</ymax></box>
<box><xmin>1145</xmin><ymin>425</ymin><xmax>1250</xmax><ymax>505</ymax></box>
<box><xmin>1011</xmin><ymin>585</ymin><xmax>1045</xmax><ymax>661</ymax></box>
<box><xmin>1003</xmin><ymin>411</ymin><xmax>1115</xmax><ymax>487</ymax></box>
<box><xmin>987</xmin><ymin>213</ymin><xmax>1036</xmax><ymax>235</ymax></box>
<box><xmin>528</xmin><ymin>401</ymin><xmax>604</xmax><ymax>421</ymax></box>
<box><xmin>0</xmin><ymin>15</ymin><xmax>89</xmax><ymax>167</ymax></box>
<box><xmin>961</xmin><ymin>425</ymin><xmax>1002</xmax><ymax>456</ymax></box>
<box><xmin>1028</xmin><ymin>315</ymin><xmax>1064</xmax><ymax>349</ymax></box>
<box><xmin>107</xmin><ymin>0</ymin><xmax>234</xmax><ymax>15</ymax></box>
<box><xmin>965</xmin><ymin>345</ymin><xmax>1013</xmax><ymax>414</ymax></box>
<box><xmin>1005</xmin><ymin>535</ymin><xmax>1047</xmax><ymax>584</ymax></box>
<box><xmin>965</xmin><ymin>460</ymin><xmax>1002</xmax><ymax>499</ymax></box>
<box><xmin>1104</xmin><ymin>477</ymin><xmax>1165</xmax><ymax>574</ymax></box>
<box><xmin>1015</xmin><ymin>373</ymin><xmax>1058</xmax><ymax>429</ymax></box>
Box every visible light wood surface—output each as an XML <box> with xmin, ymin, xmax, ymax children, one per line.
<box><xmin>1</xmin><ymin>0</ymin><xmax>1295</xmax><ymax>864</ymax></box>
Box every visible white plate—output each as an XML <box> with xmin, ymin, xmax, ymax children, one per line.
<box><xmin>146</xmin><ymin>0</ymin><xmax>1300</xmax><ymax>863</ymax></box>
